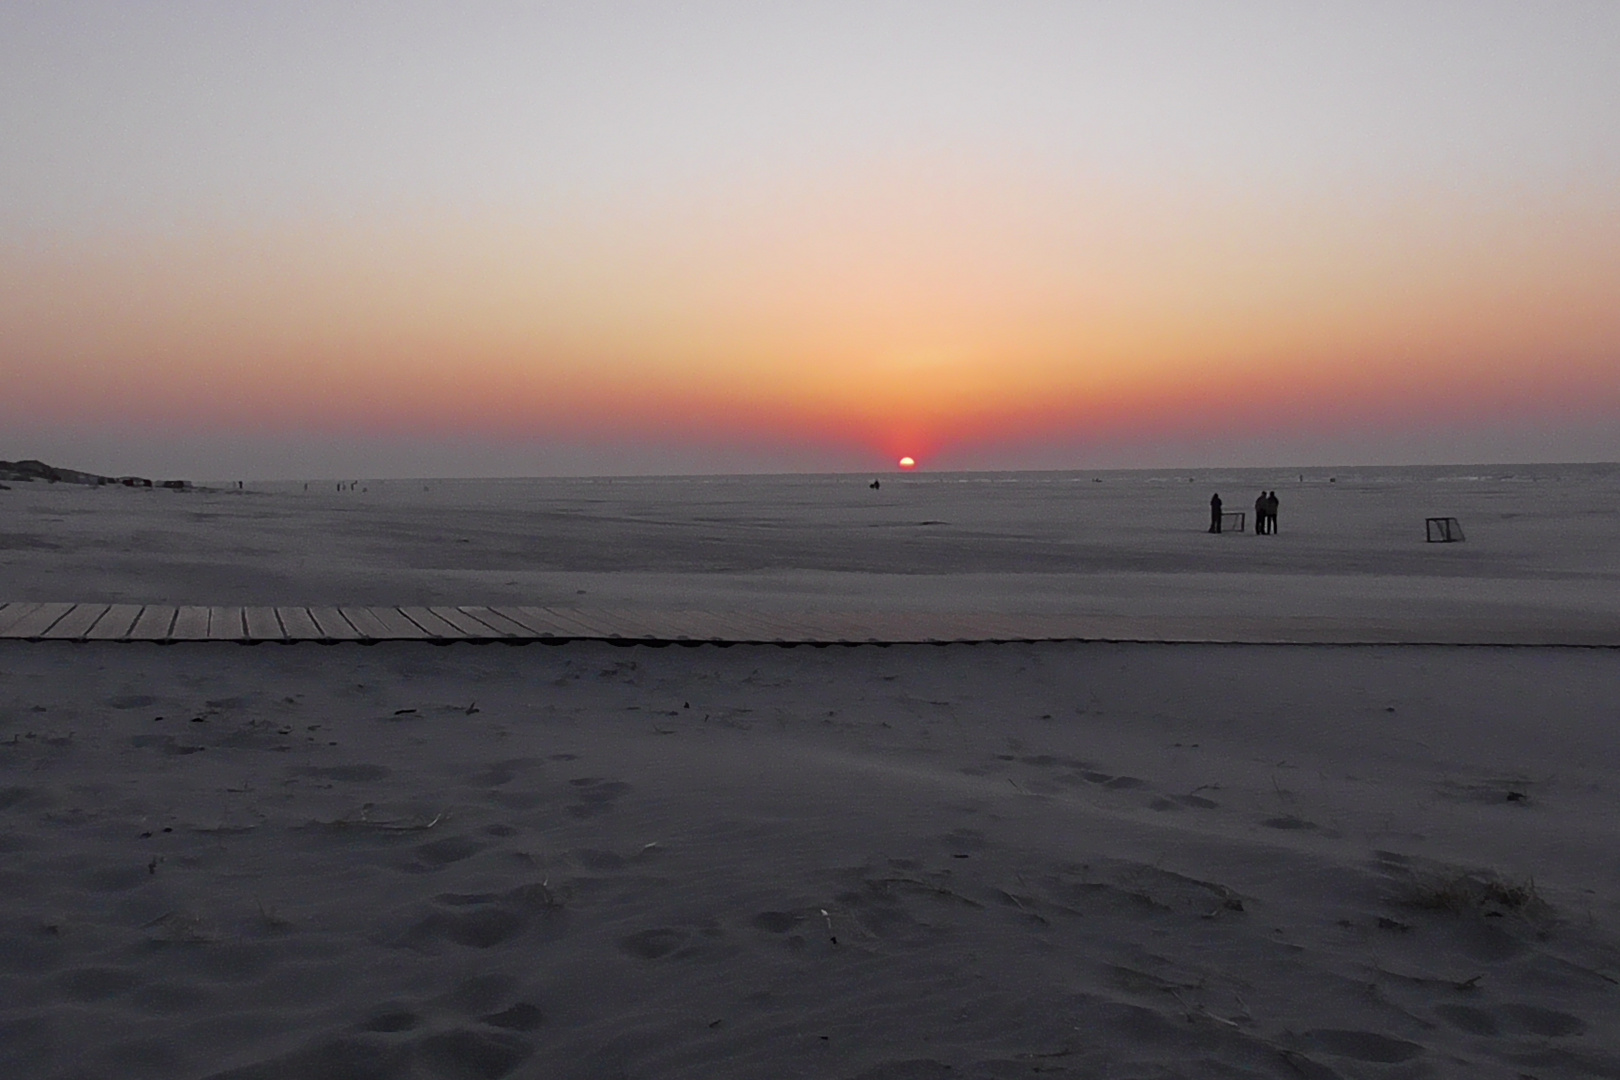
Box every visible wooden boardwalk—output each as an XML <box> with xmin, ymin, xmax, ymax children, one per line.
<box><xmin>0</xmin><ymin>601</ymin><xmax>1615</xmax><ymax>646</ymax></box>
<box><xmin>0</xmin><ymin>602</ymin><xmax>1014</xmax><ymax>644</ymax></box>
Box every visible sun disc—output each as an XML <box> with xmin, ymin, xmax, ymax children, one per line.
<box><xmin>898</xmin><ymin>456</ymin><xmax>916</xmax><ymax>469</ymax></box>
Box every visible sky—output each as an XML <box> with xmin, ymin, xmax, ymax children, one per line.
<box><xmin>2</xmin><ymin>2</ymin><xmax>1618</xmax><ymax>478</ymax></box>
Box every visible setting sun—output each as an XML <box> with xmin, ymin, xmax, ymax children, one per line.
<box><xmin>898</xmin><ymin>456</ymin><xmax>917</xmax><ymax>470</ymax></box>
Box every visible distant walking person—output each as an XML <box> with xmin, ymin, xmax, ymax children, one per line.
<box><xmin>1255</xmin><ymin>491</ymin><xmax>1268</xmax><ymax>534</ymax></box>
<box><xmin>1209</xmin><ymin>492</ymin><xmax>1223</xmax><ymax>533</ymax></box>
<box><xmin>1266</xmin><ymin>491</ymin><xmax>1279</xmax><ymax>534</ymax></box>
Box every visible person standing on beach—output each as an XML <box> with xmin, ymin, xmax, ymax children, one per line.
<box><xmin>1266</xmin><ymin>491</ymin><xmax>1279</xmax><ymax>534</ymax></box>
<box><xmin>1209</xmin><ymin>492</ymin><xmax>1223</xmax><ymax>533</ymax></box>
<box><xmin>1255</xmin><ymin>491</ymin><xmax>1268</xmax><ymax>534</ymax></box>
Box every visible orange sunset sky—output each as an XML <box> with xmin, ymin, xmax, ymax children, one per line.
<box><xmin>3</xmin><ymin>3</ymin><xmax>1618</xmax><ymax>477</ymax></box>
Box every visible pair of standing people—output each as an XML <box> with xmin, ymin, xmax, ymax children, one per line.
<box><xmin>1254</xmin><ymin>490</ymin><xmax>1279</xmax><ymax>534</ymax></box>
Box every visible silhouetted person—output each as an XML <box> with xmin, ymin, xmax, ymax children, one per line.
<box><xmin>1255</xmin><ymin>491</ymin><xmax>1267</xmax><ymax>534</ymax></box>
<box><xmin>1209</xmin><ymin>492</ymin><xmax>1223</xmax><ymax>533</ymax></box>
<box><xmin>1266</xmin><ymin>491</ymin><xmax>1279</xmax><ymax>534</ymax></box>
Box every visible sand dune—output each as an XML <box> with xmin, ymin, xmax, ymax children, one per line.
<box><xmin>2</xmin><ymin>639</ymin><xmax>1616</xmax><ymax>1078</ymax></box>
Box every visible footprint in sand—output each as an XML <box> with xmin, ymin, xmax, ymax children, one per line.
<box><xmin>412</xmin><ymin>835</ymin><xmax>486</xmax><ymax>868</ymax></box>
<box><xmin>430</xmin><ymin>974</ymin><xmax>545</xmax><ymax>1030</ymax></box>
<box><xmin>481</xmin><ymin>1002</ymin><xmax>544</xmax><ymax>1032</ymax></box>
<box><xmin>571</xmin><ymin>848</ymin><xmax>626</xmax><ymax>871</ymax></box>
<box><xmin>566</xmin><ymin>777</ymin><xmax>630</xmax><ymax>819</ymax></box>
<box><xmin>1261</xmin><ymin>815</ymin><xmax>1318</xmax><ymax>830</ymax></box>
<box><xmin>1500</xmin><ymin>1003</ymin><xmax>1586</xmax><ymax>1036</ymax></box>
<box><xmin>0</xmin><ymin>785</ymin><xmax>48</xmax><ymax>811</ymax></box>
<box><xmin>941</xmin><ymin>828</ymin><xmax>988</xmax><ymax>856</ymax></box>
<box><xmin>1019</xmin><ymin>754</ymin><xmax>1089</xmax><ymax>769</ymax></box>
<box><xmin>236</xmin><ymin>1027</ymin><xmax>534</xmax><ymax>1080</ymax></box>
<box><xmin>1301</xmin><ymin>1029</ymin><xmax>1423</xmax><ymax>1063</ymax></box>
<box><xmin>358</xmin><ymin>1010</ymin><xmax>421</xmax><ymax>1033</ymax></box>
<box><xmin>1076</xmin><ymin>771</ymin><xmax>1149</xmax><ymax>790</ymax></box>
<box><xmin>289</xmin><ymin>763</ymin><xmax>392</xmax><ymax>782</ymax></box>
<box><xmin>845</xmin><ymin>1059</ymin><xmax>953</xmax><ymax>1080</ymax></box>
<box><xmin>402</xmin><ymin>884</ymin><xmax>561</xmax><ymax>950</ymax></box>
<box><xmin>751</xmin><ymin>911</ymin><xmax>804</xmax><ymax>933</ymax></box>
<box><xmin>416</xmin><ymin>1028</ymin><xmax>534</xmax><ymax>1078</ymax></box>
<box><xmin>619</xmin><ymin>927</ymin><xmax>689</xmax><ymax>959</ymax></box>
<box><xmin>59</xmin><ymin>966</ymin><xmax>143</xmax><ymax>1002</ymax></box>
<box><xmin>469</xmin><ymin>757</ymin><xmax>545</xmax><ymax>787</ymax></box>
<box><xmin>1434</xmin><ymin>1003</ymin><xmax>1498</xmax><ymax>1035</ymax></box>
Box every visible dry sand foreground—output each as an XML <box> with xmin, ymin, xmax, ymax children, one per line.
<box><xmin>2</xmin><ymin>639</ymin><xmax>1617</xmax><ymax>1079</ymax></box>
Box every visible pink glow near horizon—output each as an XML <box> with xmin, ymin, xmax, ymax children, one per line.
<box><xmin>2</xmin><ymin>5</ymin><xmax>1617</xmax><ymax>474</ymax></box>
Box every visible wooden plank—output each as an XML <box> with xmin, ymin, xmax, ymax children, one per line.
<box><xmin>460</xmin><ymin>606</ymin><xmax>548</xmax><ymax>638</ymax></box>
<box><xmin>169</xmin><ymin>606</ymin><xmax>212</xmax><ymax>640</ymax></box>
<box><xmin>276</xmin><ymin>607</ymin><xmax>322</xmax><ymax>640</ymax></box>
<box><xmin>1</xmin><ymin>603</ymin><xmax>76</xmax><ymax>639</ymax></box>
<box><xmin>243</xmin><ymin>607</ymin><xmax>285</xmax><ymax>641</ymax></box>
<box><xmin>39</xmin><ymin>604</ymin><xmax>109</xmax><ymax>640</ymax></box>
<box><xmin>546</xmin><ymin>608</ymin><xmax>655</xmax><ymax>640</ymax></box>
<box><xmin>0</xmin><ymin>605</ymin><xmax>59</xmax><ymax>637</ymax></box>
<box><xmin>491</xmin><ymin>606</ymin><xmax>588</xmax><ymax>638</ymax></box>
<box><xmin>0</xmin><ymin>603</ymin><xmax>42</xmax><ymax>635</ymax></box>
<box><xmin>398</xmin><ymin>607</ymin><xmax>469</xmax><ymax>639</ymax></box>
<box><xmin>660</xmin><ymin>609</ymin><xmax>771</xmax><ymax>641</ymax></box>
<box><xmin>84</xmin><ymin>604</ymin><xmax>144</xmax><ymax>640</ymax></box>
<box><xmin>588</xmin><ymin>609</ymin><xmax>691</xmax><ymax>640</ymax></box>
<box><xmin>495</xmin><ymin>605</ymin><xmax>599</xmax><ymax>637</ymax></box>
<box><xmin>621</xmin><ymin>609</ymin><xmax>720</xmax><ymax>641</ymax></box>
<box><xmin>207</xmin><ymin>606</ymin><xmax>246</xmax><ymax>641</ymax></box>
<box><xmin>693</xmin><ymin>609</ymin><xmax>803</xmax><ymax>642</ymax></box>
<box><xmin>362</xmin><ymin>607</ymin><xmax>431</xmax><ymax>639</ymax></box>
<box><xmin>427</xmin><ymin>605</ymin><xmax>511</xmax><ymax>638</ymax></box>
<box><xmin>336</xmin><ymin>606</ymin><xmax>390</xmax><ymax>640</ymax></box>
<box><xmin>784</xmin><ymin>612</ymin><xmax>886</xmax><ymax>643</ymax></box>
<box><xmin>307</xmin><ymin>607</ymin><xmax>364</xmax><ymax>640</ymax></box>
<box><xmin>127</xmin><ymin>605</ymin><xmax>177</xmax><ymax>641</ymax></box>
<box><xmin>728</xmin><ymin>610</ymin><xmax>821</xmax><ymax>641</ymax></box>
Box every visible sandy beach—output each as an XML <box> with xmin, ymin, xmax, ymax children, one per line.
<box><xmin>4</xmin><ymin>465</ymin><xmax>1619</xmax><ymax>641</ymax></box>
<box><xmin>2</xmin><ymin>466</ymin><xmax>1618</xmax><ymax>1077</ymax></box>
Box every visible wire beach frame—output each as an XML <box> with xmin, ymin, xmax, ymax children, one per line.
<box><xmin>1426</xmin><ymin>517</ymin><xmax>1465</xmax><ymax>542</ymax></box>
<box><xmin>1220</xmin><ymin>511</ymin><xmax>1246</xmax><ymax>532</ymax></box>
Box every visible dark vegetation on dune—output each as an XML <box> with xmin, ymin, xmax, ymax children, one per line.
<box><xmin>0</xmin><ymin>459</ymin><xmax>188</xmax><ymax>489</ymax></box>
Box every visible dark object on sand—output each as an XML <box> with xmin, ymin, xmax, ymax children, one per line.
<box><xmin>1426</xmin><ymin>517</ymin><xmax>1465</xmax><ymax>543</ymax></box>
<box><xmin>870</xmin><ymin>480</ymin><xmax>880</xmax><ymax>489</ymax></box>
